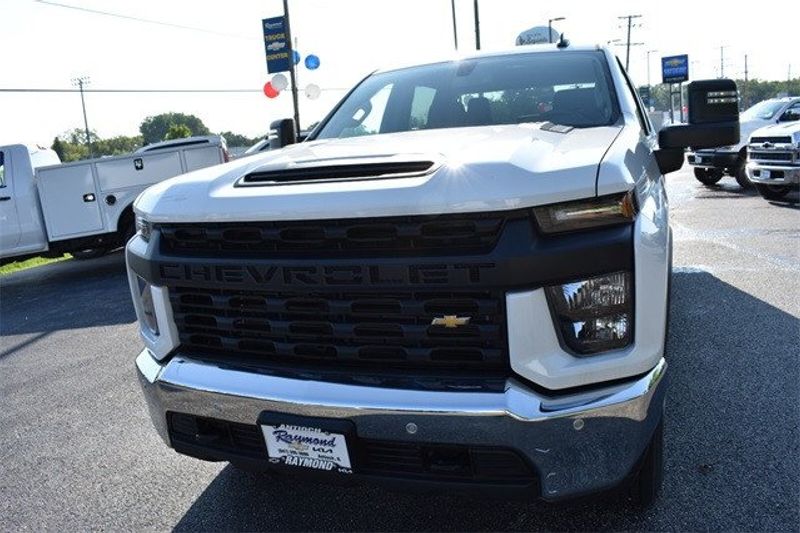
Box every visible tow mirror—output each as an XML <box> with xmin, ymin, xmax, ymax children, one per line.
<box><xmin>269</xmin><ymin>118</ymin><xmax>297</xmax><ymax>150</ymax></box>
<box><xmin>656</xmin><ymin>79</ymin><xmax>740</xmax><ymax>174</ymax></box>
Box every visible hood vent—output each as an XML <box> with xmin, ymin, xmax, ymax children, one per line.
<box><xmin>240</xmin><ymin>159</ymin><xmax>436</xmax><ymax>186</ymax></box>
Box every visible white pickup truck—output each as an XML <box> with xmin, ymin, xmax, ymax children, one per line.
<box><xmin>746</xmin><ymin>121</ymin><xmax>800</xmax><ymax>201</ymax></box>
<box><xmin>0</xmin><ymin>136</ymin><xmax>228</xmax><ymax>263</ymax></box>
<box><xmin>687</xmin><ymin>97</ymin><xmax>800</xmax><ymax>188</ymax></box>
<box><xmin>128</xmin><ymin>44</ymin><xmax>739</xmax><ymax>506</ymax></box>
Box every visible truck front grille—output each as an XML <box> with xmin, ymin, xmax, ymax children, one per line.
<box><xmin>750</xmin><ymin>136</ymin><xmax>792</xmax><ymax>144</ymax></box>
<box><xmin>169</xmin><ymin>286</ymin><xmax>507</xmax><ymax>371</ymax></box>
<box><xmin>748</xmin><ymin>151</ymin><xmax>794</xmax><ymax>162</ymax></box>
<box><xmin>159</xmin><ymin>211</ymin><xmax>510</xmax><ymax>257</ymax></box>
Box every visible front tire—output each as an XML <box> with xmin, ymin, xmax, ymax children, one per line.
<box><xmin>733</xmin><ymin>155</ymin><xmax>752</xmax><ymax>189</ymax></box>
<box><xmin>71</xmin><ymin>248</ymin><xmax>110</xmax><ymax>260</ymax></box>
<box><xmin>627</xmin><ymin>420</ymin><xmax>664</xmax><ymax>507</ymax></box>
<box><xmin>754</xmin><ymin>183</ymin><xmax>793</xmax><ymax>201</ymax></box>
<box><xmin>694</xmin><ymin>167</ymin><xmax>723</xmax><ymax>186</ymax></box>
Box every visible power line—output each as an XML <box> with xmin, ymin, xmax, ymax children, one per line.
<box><xmin>34</xmin><ymin>0</ymin><xmax>255</xmax><ymax>40</ymax></box>
<box><xmin>0</xmin><ymin>87</ymin><xmax>348</xmax><ymax>93</ymax></box>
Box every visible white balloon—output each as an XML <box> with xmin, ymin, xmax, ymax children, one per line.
<box><xmin>271</xmin><ymin>73</ymin><xmax>289</xmax><ymax>91</ymax></box>
<box><xmin>305</xmin><ymin>83</ymin><xmax>321</xmax><ymax>100</ymax></box>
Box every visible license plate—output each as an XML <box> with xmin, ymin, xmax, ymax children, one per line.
<box><xmin>262</xmin><ymin>423</ymin><xmax>352</xmax><ymax>473</ymax></box>
<box><xmin>762</xmin><ymin>170</ymin><xmax>771</xmax><ymax>179</ymax></box>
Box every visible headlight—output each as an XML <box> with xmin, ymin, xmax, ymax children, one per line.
<box><xmin>545</xmin><ymin>271</ymin><xmax>632</xmax><ymax>355</ymax></box>
<box><xmin>532</xmin><ymin>192</ymin><xmax>637</xmax><ymax>234</ymax></box>
<box><xmin>134</xmin><ymin>275</ymin><xmax>159</xmax><ymax>336</ymax></box>
<box><xmin>135</xmin><ymin>215</ymin><xmax>152</xmax><ymax>242</ymax></box>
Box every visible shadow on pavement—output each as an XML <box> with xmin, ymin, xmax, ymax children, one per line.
<box><xmin>172</xmin><ymin>272</ymin><xmax>799</xmax><ymax>531</ymax></box>
<box><xmin>0</xmin><ymin>251</ymin><xmax>135</xmax><ymax>337</ymax></box>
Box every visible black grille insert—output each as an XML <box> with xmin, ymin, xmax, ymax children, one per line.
<box><xmin>160</xmin><ymin>211</ymin><xmax>511</xmax><ymax>256</ymax></box>
<box><xmin>170</xmin><ymin>287</ymin><xmax>507</xmax><ymax>371</ymax></box>
<box><xmin>748</xmin><ymin>151</ymin><xmax>793</xmax><ymax>162</ymax></box>
<box><xmin>750</xmin><ymin>136</ymin><xmax>792</xmax><ymax>144</ymax></box>
<box><xmin>168</xmin><ymin>413</ymin><xmax>536</xmax><ymax>483</ymax></box>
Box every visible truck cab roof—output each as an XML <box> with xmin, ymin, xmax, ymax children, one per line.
<box><xmin>135</xmin><ymin>135</ymin><xmax>227</xmax><ymax>154</ymax></box>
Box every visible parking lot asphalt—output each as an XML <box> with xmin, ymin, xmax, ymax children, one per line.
<box><xmin>1</xmin><ymin>166</ymin><xmax>798</xmax><ymax>532</ymax></box>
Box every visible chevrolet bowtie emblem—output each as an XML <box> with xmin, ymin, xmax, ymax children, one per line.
<box><xmin>431</xmin><ymin>315</ymin><xmax>471</xmax><ymax>328</ymax></box>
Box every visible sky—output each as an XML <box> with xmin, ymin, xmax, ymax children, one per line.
<box><xmin>1</xmin><ymin>0</ymin><xmax>796</xmax><ymax>147</ymax></box>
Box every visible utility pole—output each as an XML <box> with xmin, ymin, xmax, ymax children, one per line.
<box><xmin>548</xmin><ymin>17</ymin><xmax>565</xmax><ymax>44</ymax></box>
<box><xmin>473</xmin><ymin>0</ymin><xmax>480</xmax><ymax>50</ymax></box>
<box><xmin>451</xmin><ymin>0</ymin><xmax>458</xmax><ymax>50</ymax></box>
<box><xmin>719</xmin><ymin>45</ymin><xmax>727</xmax><ymax>78</ymax></box>
<box><xmin>71</xmin><ymin>76</ymin><xmax>93</xmax><ymax>158</ymax></box>
<box><xmin>283</xmin><ymin>0</ymin><xmax>301</xmax><ymax>137</ymax></box>
<box><xmin>618</xmin><ymin>14</ymin><xmax>641</xmax><ymax>71</ymax></box>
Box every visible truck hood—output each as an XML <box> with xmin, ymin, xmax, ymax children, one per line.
<box><xmin>135</xmin><ymin>124</ymin><xmax>622</xmax><ymax>223</ymax></box>
<box><xmin>749</xmin><ymin>121</ymin><xmax>800</xmax><ymax>142</ymax></box>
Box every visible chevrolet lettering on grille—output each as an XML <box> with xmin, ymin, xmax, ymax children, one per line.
<box><xmin>157</xmin><ymin>263</ymin><xmax>495</xmax><ymax>287</ymax></box>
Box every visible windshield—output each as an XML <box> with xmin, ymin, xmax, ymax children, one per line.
<box><xmin>741</xmin><ymin>100</ymin><xmax>785</xmax><ymax>121</ymax></box>
<box><xmin>315</xmin><ymin>51</ymin><xmax>619</xmax><ymax>139</ymax></box>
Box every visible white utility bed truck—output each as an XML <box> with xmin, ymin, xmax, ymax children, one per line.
<box><xmin>0</xmin><ymin>136</ymin><xmax>228</xmax><ymax>263</ymax></box>
<box><xmin>128</xmin><ymin>44</ymin><xmax>740</xmax><ymax>506</ymax></box>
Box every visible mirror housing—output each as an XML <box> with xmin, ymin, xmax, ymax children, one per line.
<box><xmin>658</xmin><ymin>79</ymin><xmax>740</xmax><ymax>151</ymax></box>
<box><xmin>656</xmin><ymin>79</ymin><xmax>740</xmax><ymax>175</ymax></box>
<box><xmin>269</xmin><ymin>118</ymin><xmax>297</xmax><ymax>149</ymax></box>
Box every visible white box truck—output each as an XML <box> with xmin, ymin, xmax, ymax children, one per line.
<box><xmin>0</xmin><ymin>136</ymin><xmax>228</xmax><ymax>263</ymax></box>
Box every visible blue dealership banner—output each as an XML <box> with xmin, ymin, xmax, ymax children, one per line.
<box><xmin>661</xmin><ymin>55</ymin><xmax>689</xmax><ymax>84</ymax></box>
<box><xmin>263</xmin><ymin>16</ymin><xmax>290</xmax><ymax>74</ymax></box>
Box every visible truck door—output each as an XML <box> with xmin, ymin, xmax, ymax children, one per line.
<box><xmin>0</xmin><ymin>150</ymin><xmax>22</xmax><ymax>250</ymax></box>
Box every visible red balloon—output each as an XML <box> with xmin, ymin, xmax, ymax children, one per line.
<box><xmin>263</xmin><ymin>82</ymin><xmax>279</xmax><ymax>99</ymax></box>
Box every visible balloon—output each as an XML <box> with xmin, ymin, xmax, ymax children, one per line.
<box><xmin>263</xmin><ymin>81</ymin><xmax>279</xmax><ymax>99</ymax></box>
<box><xmin>292</xmin><ymin>50</ymin><xmax>301</xmax><ymax>65</ymax></box>
<box><xmin>304</xmin><ymin>54</ymin><xmax>320</xmax><ymax>70</ymax></box>
<box><xmin>305</xmin><ymin>83</ymin><xmax>321</xmax><ymax>100</ymax></box>
<box><xmin>271</xmin><ymin>73</ymin><xmax>288</xmax><ymax>91</ymax></box>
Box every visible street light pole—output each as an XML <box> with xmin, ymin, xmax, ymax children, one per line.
<box><xmin>451</xmin><ymin>0</ymin><xmax>458</xmax><ymax>50</ymax></box>
<box><xmin>646</xmin><ymin>49</ymin><xmax>658</xmax><ymax>88</ymax></box>
<box><xmin>283</xmin><ymin>0</ymin><xmax>301</xmax><ymax>137</ymax></box>
<box><xmin>71</xmin><ymin>76</ymin><xmax>93</xmax><ymax>158</ymax></box>
<box><xmin>548</xmin><ymin>17</ymin><xmax>565</xmax><ymax>44</ymax></box>
<box><xmin>473</xmin><ymin>0</ymin><xmax>480</xmax><ymax>50</ymax></box>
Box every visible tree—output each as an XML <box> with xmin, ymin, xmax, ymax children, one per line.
<box><xmin>139</xmin><ymin>112</ymin><xmax>210</xmax><ymax>144</ymax></box>
<box><xmin>165</xmin><ymin>124</ymin><xmax>192</xmax><ymax>140</ymax></box>
<box><xmin>51</xmin><ymin>137</ymin><xmax>66</xmax><ymax>161</ymax></box>
<box><xmin>52</xmin><ymin>129</ymin><xmax>143</xmax><ymax>162</ymax></box>
<box><xmin>218</xmin><ymin>131</ymin><xmax>261</xmax><ymax>147</ymax></box>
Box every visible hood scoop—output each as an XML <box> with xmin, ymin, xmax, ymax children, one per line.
<box><xmin>240</xmin><ymin>156</ymin><xmax>437</xmax><ymax>186</ymax></box>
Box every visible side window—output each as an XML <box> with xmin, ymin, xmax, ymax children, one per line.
<box><xmin>341</xmin><ymin>83</ymin><xmax>394</xmax><ymax>137</ymax></box>
<box><xmin>409</xmin><ymin>86</ymin><xmax>436</xmax><ymax>130</ymax></box>
<box><xmin>615</xmin><ymin>58</ymin><xmax>651</xmax><ymax>135</ymax></box>
<box><xmin>0</xmin><ymin>151</ymin><xmax>5</xmax><ymax>188</ymax></box>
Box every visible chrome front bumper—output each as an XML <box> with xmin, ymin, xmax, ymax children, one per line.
<box><xmin>746</xmin><ymin>162</ymin><xmax>800</xmax><ymax>185</ymax></box>
<box><xmin>136</xmin><ymin>349</ymin><xmax>667</xmax><ymax>501</ymax></box>
<box><xmin>687</xmin><ymin>150</ymin><xmax>739</xmax><ymax>168</ymax></box>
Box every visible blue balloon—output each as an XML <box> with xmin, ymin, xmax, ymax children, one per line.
<box><xmin>304</xmin><ymin>54</ymin><xmax>320</xmax><ymax>70</ymax></box>
<box><xmin>292</xmin><ymin>50</ymin><xmax>301</xmax><ymax>65</ymax></box>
